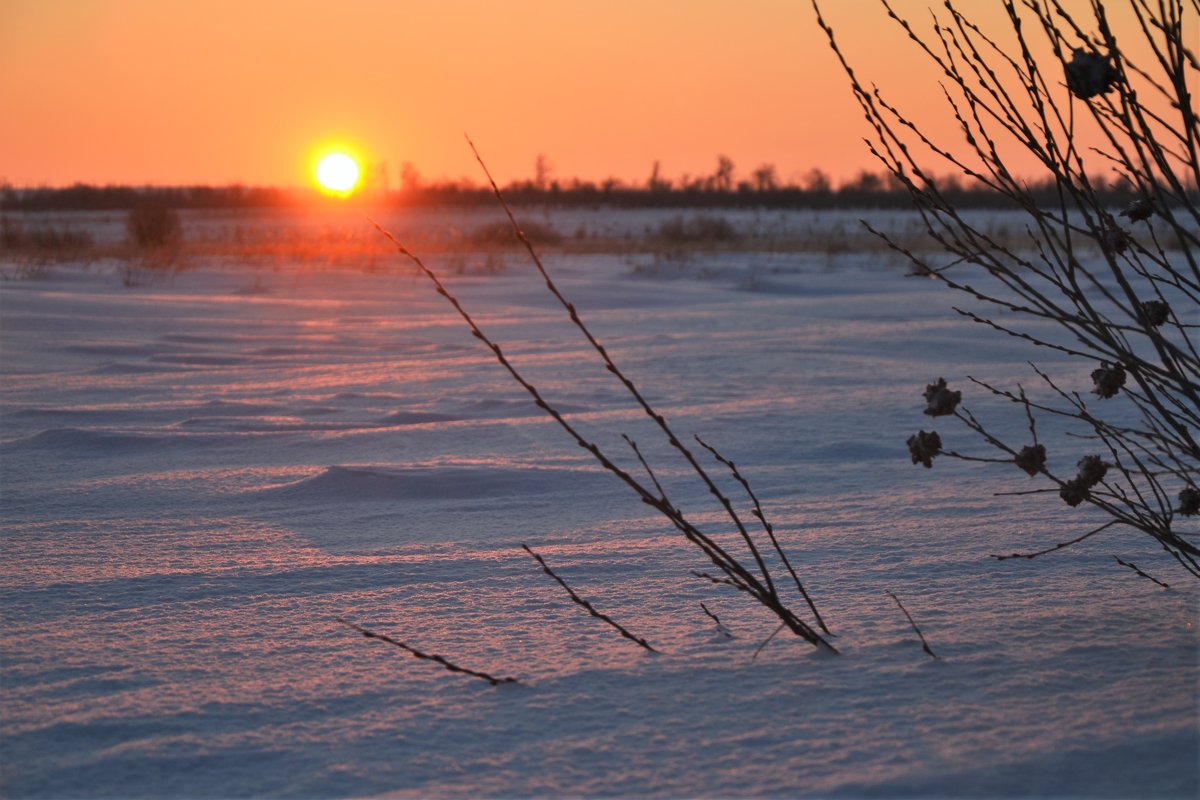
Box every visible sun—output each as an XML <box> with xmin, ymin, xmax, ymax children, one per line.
<box><xmin>316</xmin><ymin>152</ymin><xmax>360</xmax><ymax>194</ymax></box>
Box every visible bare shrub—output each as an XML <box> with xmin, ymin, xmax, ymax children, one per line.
<box><xmin>815</xmin><ymin>1</ymin><xmax>1199</xmax><ymax>578</ymax></box>
<box><xmin>368</xmin><ymin>139</ymin><xmax>836</xmax><ymax>654</ymax></box>
<box><xmin>1</xmin><ymin>215</ymin><xmax>95</xmax><ymax>255</ymax></box>
<box><xmin>469</xmin><ymin>218</ymin><xmax>562</xmax><ymax>247</ymax></box>
<box><xmin>1</xmin><ymin>215</ymin><xmax>26</xmax><ymax>251</ymax></box>
<box><xmin>655</xmin><ymin>214</ymin><xmax>742</xmax><ymax>245</ymax></box>
<box><xmin>126</xmin><ymin>202</ymin><xmax>182</xmax><ymax>250</ymax></box>
<box><xmin>0</xmin><ymin>215</ymin><xmax>96</xmax><ymax>278</ymax></box>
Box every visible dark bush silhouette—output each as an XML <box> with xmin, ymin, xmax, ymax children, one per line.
<box><xmin>655</xmin><ymin>214</ymin><xmax>741</xmax><ymax>244</ymax></box>
<box><xmin>126</xmin><ymin>203</ymin><xmax>182</xmax><ymax>249</ymax></box>
<box><xmin>1</xmin><ymin>215</ymin><xmax>95</xmax><ymax>275</ymax></box>
<box><xmin>469</xmin><ymin>218</ymin><xmax>562</xmax><ymax>247</ymax></box>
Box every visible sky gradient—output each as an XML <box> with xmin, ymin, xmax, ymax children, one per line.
<box><xmin>0</xmin><ymin>1</ymin><xmax>1178</xmax><ymax>189</ymax></box>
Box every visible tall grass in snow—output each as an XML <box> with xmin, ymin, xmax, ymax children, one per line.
<box><xmin>368</xmin><ymin>137</ymin><xmax>836</xmax><ymax>654</ymax></box>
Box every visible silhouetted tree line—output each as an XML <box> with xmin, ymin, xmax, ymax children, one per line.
<box><xmin>2</xmin><ymin>158</ymin><xmax>1169</xmax><ymax>212</ymax></box>
<box><xmin>0</xmin><ymin>183</ymin><xmax>297</xmax><ymax>212</ymax></box>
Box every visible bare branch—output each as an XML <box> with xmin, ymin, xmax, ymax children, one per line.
<box><xmin>335</xmin><ymin>618</ymin><xmax>518</xmax><ymax>686</ymax></box>
<box><xmin>523</xmin><ymin>544</ymin><xmax>659</xmax><ymax>653</ymax></box>
<box><xmin>885</xmin><ymin>591</ymin><xmax>939</xmax><ymax>659</ymax></box>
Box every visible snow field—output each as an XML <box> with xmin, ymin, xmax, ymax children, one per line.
<box><xmin>1</xmin><ymin>209</ymin><xmax>1196</xmax><ymax>797</ymax></box>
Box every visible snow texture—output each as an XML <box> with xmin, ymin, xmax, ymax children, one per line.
<box><xmin>1</xmin><ymin>209</ymin><xmax>1197</xmax><ymax>798</ymax></box>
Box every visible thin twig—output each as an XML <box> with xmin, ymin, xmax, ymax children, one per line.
<box><xmin>691</xmin><ymin>570</ymin><xmax>745</xmax><ymax>590</ymax></box>
<box><xmin>334</xmin><ymin>618</ymin><xmax>518</xmax><ymax>686</ymax></box>
<box><xmin>694</xmin><ymin>435</ymin><xmax>832</xmax><ymax>635</ymax></box>
<box><xmin>991</xmin><ymin>519</ymin><xmax>1120</xmax><ymax>560</ymax></box>
<box><xmin>367</xmin><ymin>216</ymin><xmax>759</xmax><ymax>611</ymax></box>
<box><xmin>1113</xmin><ymin>555</ymin><xmax>1171</xmax><ymax>588</ymax></box>
<box><xmin>623</xmin><ymin>434</ymin><xmax>671</xmax><ymax>508</ymax></box>
<box><xmin>752</xmin><ymin>622</ymin><xmax>787</xmax><ymax>659</ymax></box>
<box><xmin>885</xmin><ymin>591</ymin><xmax>939</xmax><ymax>659</ymax></box>
<box><xmin>522</xmin><ymin>544</ymin><xmax>659</xmax><ymax>653</ymax></box>
<box><xmin>700</xmin><ymin>601</ymin><xmax>735</xmax><ymax>638</ymax></box>
<box><xmin>816</xmin><ymin>0</ymin><xmax>1200</xmax><ymax>580</ymax></box>
<box><xmin>368</xmin><ymin>146</ymin><xmax>838</xmax><ymax>652</ymax></box>
<box><xmin>465</xmin><ymin>135</ymin><xmax>780</xmax><ymax>602</ymax></box>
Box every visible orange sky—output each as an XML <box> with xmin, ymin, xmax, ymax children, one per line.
<box><xmin>0</xmin><ymin>1</ymin><xmax>1182</xmax><ymax>188</ymax></box>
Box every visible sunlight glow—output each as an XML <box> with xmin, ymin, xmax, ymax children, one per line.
<box><xmin>316</xmin><ymin>153</ymin><xmax>360</xmax><ymax>194</ymax></box>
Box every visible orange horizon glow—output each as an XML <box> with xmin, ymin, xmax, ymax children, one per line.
<box><xmin>1</xmin><ymin>2</ymin><xmax>1192</xmax><ymax>190</ymax></box>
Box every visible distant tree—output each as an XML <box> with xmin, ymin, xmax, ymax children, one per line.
<box><xmin>843</xmin><ymin>170</ymin><xmax>883</xmax><ymax>193</ymax></box>
<box><xmin>400</xmin><ymin>162</ymin><xmax>421</xmax><ymax>194</ymax></box>
<box><xmin>535</xmin><ymin>154</ymin><xmax>553</xmax><ymax>191</ymax></box>
<box><xmin>881</xmin><ymin>172</ymin><xmax>905</xmax><ymax>192</ymax></box>
<box><xmin>801</xmin><ymin>168</ymin><xmax>832</xmax><ymax>193</ymax></box>
<box><xmin>647</xmin><ymin>160</ymin><xmax>672</xmax><ymax>192</ymax></box>
<box><xmin>361</xmin><ymin>161</ymin><xmax>389</xmax><ymax>194</ymax></box>
<box><xmin>934</xmin><ymin>172</ymin><xmax>963</xmax><ymax>194</ymax></box>
<box><xmin>752</xmin><ymin>163</ymin><xmax>779</xmax><ymax>192</ymax></box>
<box><xmin>711</xmin><ymin>155</ymin><xmax>735</xmax><ymax>192</ymax></box>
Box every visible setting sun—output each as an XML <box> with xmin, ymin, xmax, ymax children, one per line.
<box><xmin>316</xmin><ymin>152</ymin><xmax>360</xmax><ymax>194</ymax></box>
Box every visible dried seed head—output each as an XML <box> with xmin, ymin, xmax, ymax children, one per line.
<box><xmin>923</xmin><ymin>378</ymin><xmax>961</xmax><ymax>417</ymax></box>
<box><xmin>1060</xmin><ymin>478</ymin><xmax>1089</xmax><ymax>507</ymax></box>
<box><xmin>1091</xmin><ymin>362</ymin><xmax>1126</xmax><ymax>399</ymax></box>
<box><xmin>1065</xmin><ymin>48</ymin><xmax>1117</xmax><ymax>99</ymax></box>
<box><xmin>1014</xmin><ymin>444</ymin><xmax>1047</xmax><ymax>477</ymax></box>
<box><xmin>1178</xmin><ymin>487</ymin><xmax>1200</xmax><ymax>517</ymax></box>
<box><xmin>1100</xmin><ymin>225</ymin><xmax>1131</xmax><ymax>254</ymax></box>
<box><xmin>907</xmin><ymin>430</ymin><xmax>942</xmax><ymax>469</ymax></box>
<box><xmin>1138</xmin><ymin>299</ymin><xmax>1170</xmax><ymax>327</ymax></box>
<box><xmin>1119</xmin><ymin>197</ymin><xmax>1154</xmax><ymax>222</ymax></box>
<box><xmin>1075</xmin><ymin>455</ymin><xmax>1109</xmax><ymax>488</ymax></box>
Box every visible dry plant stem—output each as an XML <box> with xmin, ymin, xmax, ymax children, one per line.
<box><xmin>334</xmin><ymin>618</ymin><xmax>518</xmax><ymax>686</ymax></box>
<box><xmin>369</xmin><ymin>151</ymin><xmax>837</xmax><ymax>652</ymax></box>
<box><xmin>752</xmin><ymin>623</ymin><xmax>787</xmax><ymax>660</ymax></box>
<box><xmin>958</xmin><ymin>383</ymin><xmax>1194</xmax><ymax>562</ymax></box>
<box><xmin>692</xmin><ymin>570</ymin><xmax>742</xmax><ymax>589</ymax></box>
<box><xmin>369</xmin><ymin>220</ymin><xmax>754</xmax><ymax>592</ymax></box>
<box><xmin>991</xmin><ymin>520</ymin><xmax>1119</xmax><ymax>560</ymax></box>
<box><xmin>1113</xmin><ymin>555</ymin><xmax>1171</xmax><ymax>588</ymax></box>
<box><xmin>623</xmin><ymin>434</ymin><xmax>673</xmax><ymax>509</ymax></box>
<box><xmin>464</xmin><ymin>136</ymin><xmax>778</xmax><ymax>598</ymax></box>
<box><xmin>814</xmin><ymin>0</ymin><xmax>1199</xmax><ymax>577</ymax></box>
<box><xmin>885</xmin><ymin>591</ymin><xmax>939</xmax><ymax>659</ymax></box>
<box><xmin>700</xmin><ymin>602</ymin><xmax>734</xmax><ymax>638</ymax></box>
<box><xmin>696</xmin><ymin>435</ymin><xmax>832</xmax><ymax>635</ymax></box>
<box><xmin>522</xmin><ymin>544</ymin><xmax>659</xmax><ymax>653</ymax></box>
<box><xmin>964</xmin><ymin>374</ymin><xmax>1199</xmax><ymax>569</ymax></box>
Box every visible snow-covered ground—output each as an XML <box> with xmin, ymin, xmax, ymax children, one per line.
<box><xmin>1</xmin><ymin>209</ymin><xmax>1196</xmax><ymax>798</ymax></box>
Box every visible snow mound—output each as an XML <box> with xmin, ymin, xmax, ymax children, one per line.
<box><xmin>266</xmin><ymin>464</ymin><xmax>598</xmax><ymax>502</ymax></box>
<box><xmin>5</xmin><ymin>427</ymin><xmax>212</xmax><ymax>453</ymax></box>
<box><xmin>377</xmin><ymin>411</ymin><xmax>461</xmax><ymax>425</ymax></box>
